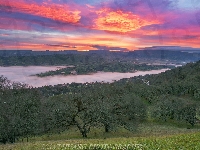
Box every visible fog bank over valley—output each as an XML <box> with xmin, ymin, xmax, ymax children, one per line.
<box><xmin>0</xmin><ymin>66</ymin><xmax>168</xmax><ymax>87</ymax></box>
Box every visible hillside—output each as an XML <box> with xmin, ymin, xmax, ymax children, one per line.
<box><xmin>148</xmin><ymin>60</ymin><xmax>200</xmax><ymax>85</ymax></box>
<box><xmin>1</xmin><ymin>60</ymin><xmax>200</xmax><ymax>149</ymax></box>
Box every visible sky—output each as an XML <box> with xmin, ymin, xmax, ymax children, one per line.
<box><xmin>0</xmin><ymin>0</ymin><xmax>200</xmax><ymax>51</ymax></box>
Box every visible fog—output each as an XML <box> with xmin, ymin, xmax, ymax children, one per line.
<box><xmin>0</xmin><ymin>66</ymin><xmax>168</xmax><ymax>87</ymax></box>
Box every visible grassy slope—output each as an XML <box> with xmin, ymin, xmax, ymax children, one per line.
<box><xmin>1</xmin><ymin>132</ymin><xmax>200</xmax><ymax>149</ymax></box>
<box><xmin>1</xmin><ymin>122</ymin><xmax>200</xmax><ymax>150</ymax></box>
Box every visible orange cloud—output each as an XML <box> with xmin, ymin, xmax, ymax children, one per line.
<box><xmin>47</xmin><ymin>33</ymin><xmax>137</xmax><ymax>50</ymax></box>
<box><xmin>94</xmin><ymin>8</ymin><xmax>161</xmax><ymax>33</ymax></box>
<box><xmin>0</xmin><ymin>0</ymin><xmax>81</xmax><ymax>24</ymax></box>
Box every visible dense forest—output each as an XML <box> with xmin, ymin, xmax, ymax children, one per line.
<box><xmin>0</xmin><ymin>54</ymin><xmax>104</xmax><ymax>66</ymax></box>
<box><xmin>1</xmin><ymin>60</ymin><xmax>200</xmax><ymax>144</ymax></box>
<box><xmin>0</xmin><ymin>50</ymin><xmax>200</xmax><ymax>63</ymax></box>
<box><xmin>0</xmin><ymin>50</ymin><xmax>199</xmax><ymax>67</ymax></box>
<box><xmin>35</xmin><ymin>62</ymin><xmax>171</xmax><ymax>77</ymax></box>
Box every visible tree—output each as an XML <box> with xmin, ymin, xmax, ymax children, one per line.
<box><xmin>68</xmin><ymin>92</ymin><xmax>100</xmax><ymax>138</ymax></box>
<box><xmin>152</xmin><ymin>95</ymin><xmax>197</xmax><ymax>126</ymax></box>
<box><xmin>42</xmin><ymin>91</ymin><xmax>100</xmax><ymax>138</ymax></box>
<box><xmin>0</xmin><ymin>76</ymin><xmax>41</xmax><ymax>143</ymax></box>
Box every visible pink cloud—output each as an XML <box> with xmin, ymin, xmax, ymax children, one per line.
<box><xmin>0</xmin><ymin>0</ymin><xmax>81</xmax><ymax>24</ymax></box>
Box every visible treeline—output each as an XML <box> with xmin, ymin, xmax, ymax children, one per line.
<box><xmin>1</xmin><ymin>50</ymin><xmax>199</xmax><ymax>67</ymax></box>
<box><xmin>0</xmin><ymin>54</ymin><xmax>104</xmax><ymax>66</ymax></box>
<box><xmin>1</xmin><ymin>60</ymin><xmax>200</xmax><ymax>144</ymax></box>
<box><xmin>36</xmin><ymin>62</ymin><xmax>171</xmax><ymax>77</ymax></box>
<box><xmin>1</xmin><ymin>50</ymin><xmax>199</xmax><ymax>64</ymax></box>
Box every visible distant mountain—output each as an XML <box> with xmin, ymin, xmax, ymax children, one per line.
<box><xmin>139</xmin><ymin>46</ymin><xmax>200</xmax><ymax>52</ymax></box>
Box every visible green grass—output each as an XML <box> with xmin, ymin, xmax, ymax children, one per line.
<box><xmin>26</xmin><ymin>122</ymin><xmax>200</xmax><ymax>142</ymax></box>
<box><xmin>1</xmin><ymin>122</ymin><xmax>200</xmax><ymax>150</ymax></box>
<box><xmin>1</xmin><ymin>132</ymin><xmax>200</xmax><ymax>150</ymax></box>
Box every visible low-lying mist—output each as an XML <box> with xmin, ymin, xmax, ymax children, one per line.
<box><xmin>0</xmin><ymin>66</ymin><xmax>168</xmax><ymax>87</ymax></box>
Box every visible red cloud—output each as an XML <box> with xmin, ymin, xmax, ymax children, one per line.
<box><xmin>94</xmin><ymin>8</ymin><xmax>161</xmax><ymax>33</ymax></box>
<box><xmin>0</xmin><ymin>0</ymin><xmax>81</xmax><ymax>24</ymax></box>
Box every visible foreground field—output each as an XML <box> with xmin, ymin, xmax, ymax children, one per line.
<box><xmin>1</xmin><ymin>122</ymin><xmax>200</xmax><ymax>150</ymax></box>
<box><xmin>1</xmin><ymin>132</ymin><xmax>200</xmax><ymax>150</ymax></box>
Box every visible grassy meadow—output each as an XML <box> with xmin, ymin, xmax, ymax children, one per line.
<box><xmin>1</xmin><ymin>122</ymin><xmax>200</xmax><ymax>150</ymax></box>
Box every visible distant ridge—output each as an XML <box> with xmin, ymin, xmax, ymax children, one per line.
<box><xmin>138</xmin><ymin>46</ymin><xmax>200</xmax><ymax>52</ymax></box>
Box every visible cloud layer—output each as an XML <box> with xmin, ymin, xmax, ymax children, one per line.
<box><xmin>0</xmin><ymin>0</ymin><xmax>200</xmax><ymax>50</ymax></box>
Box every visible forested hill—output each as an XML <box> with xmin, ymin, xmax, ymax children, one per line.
<box><xmin>1</xmin><ymin>60</ymin><xmax>200</xmax><ymax>144</ymax></box>
<box><xmin>147</xmin><ymin>60</ymin><xmax>200</xmax><ymax>85</ymax></box>
<box><xmin>115</xmin><ymin>60</ymin><xmax>200</xmax><ymax>103</ymax></box>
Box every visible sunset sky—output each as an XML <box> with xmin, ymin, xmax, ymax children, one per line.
<box><xmin>0</xmin><ymin>0</ymin><xmax>200</xmax><ymax>51</ymax></box>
